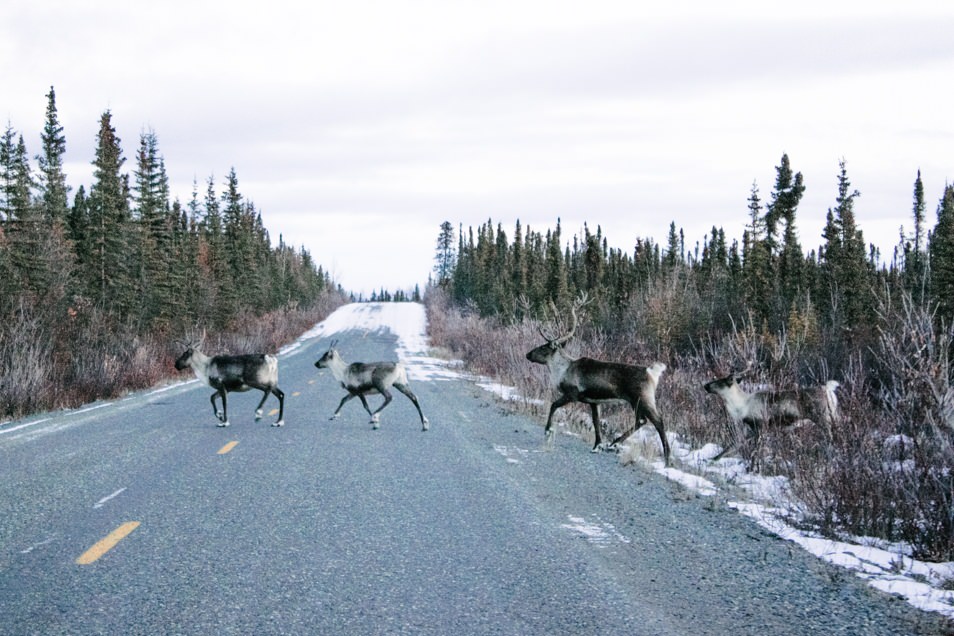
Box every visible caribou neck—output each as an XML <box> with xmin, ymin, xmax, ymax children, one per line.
<box><xmin>187</xmin><ymin>349</ymin><xmax>212</xmax><ymax>384</ymax></box>
<box><xmin>325</xmin><ymin>352</ymin><xmax>351</xmax><ymax>383</ymax></box>
<box><xmin>545</xmin><ymin>347</ymin><xmax>575</xmax><ymax>386</ymax></box>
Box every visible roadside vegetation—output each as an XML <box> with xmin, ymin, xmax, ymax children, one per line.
<box><xmin>425</xmin><ymin>155</ymin><xmax>954</xmax><ymax>561</ymax></box>
<box><xmin>0</xmin><ymin>87</ymin><xmax>346</xmax><ymax>421</ymax></box>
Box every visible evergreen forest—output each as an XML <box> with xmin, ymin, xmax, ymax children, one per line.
<box><xmin>0</xmin><ymin>88</ymin><xmax>343</xmax><ymax>418</ymax></box>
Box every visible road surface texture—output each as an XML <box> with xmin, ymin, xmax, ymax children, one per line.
<box><xmin>0</xmin><ymin>304</ymin><xmax>949</xmax><ymax>635</ymax></box>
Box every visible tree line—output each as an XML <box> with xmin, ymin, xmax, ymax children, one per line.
<box><xmin>0</xmin><ymin>87</ymin><xmax>340</xmax><ymax>418</ymax></box>
<box><xmin>436</xmin><ymin>154</ymin><xmax>954</xmax><ymax>376</ymax></box>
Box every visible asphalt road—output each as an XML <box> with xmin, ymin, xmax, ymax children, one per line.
<box><xmin>0</xmin><ymin>313</ymin><xmax>949</xmax><ymax>635</ymax></box>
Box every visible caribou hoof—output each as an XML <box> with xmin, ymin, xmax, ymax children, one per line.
<box><xmin>543</xmin><ymin>430</ymin><xmax>555</xmax><ymax>451</ymax></box>
<box><xmin>272</xmin><ymin>420</ymin><xmax>285</xmax><ymax>427</ymax></box>
<box><xmin>372</xmin><ymin>420</ymin><xmax>381</xmax><ymax>430</ymax></box>
<box><xmin>217</xmin><ymin>420</ymin><xmax>230</xmax><ymax>428</ymax></box>
<box><xmin>216</xmin><ymin>411</ymin><xmax>225</xmax><ymax>422</ymax></box>
<box><xmin>255</xmin><ymin>409</ymin><xmax>264</xmax><ymax>421</ymax></box>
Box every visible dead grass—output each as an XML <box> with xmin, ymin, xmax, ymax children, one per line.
<box><xmin>0</xmin><ymin>292</ymin><xmax>346</xmax><ymax>422</ymax></box>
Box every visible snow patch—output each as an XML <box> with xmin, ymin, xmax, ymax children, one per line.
<box><xmin>561</xmin><ymin>515</ymin><xmax>631</xmax><ymax>548</ymax></box>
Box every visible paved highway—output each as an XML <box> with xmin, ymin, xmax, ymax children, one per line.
<box><xmin>0</xmin><ymin>304</ymin><xmax>947</xmax><ymax>635</ymax></box>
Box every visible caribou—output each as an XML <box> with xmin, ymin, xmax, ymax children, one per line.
<box><xmin>314</xmin><ymin>341</ymin><xmax>429</xmax><ymax>431</ymax></box>
<box><xmin>174</xmin><ymin>336</ymin><xmax>285</xmax><ymax>427</ymax></box>
<box><xmin>525</xmin><ymin>296</ymin><xmax>671</xmax><ymax>465</ymax></box>
<box><xmin>703</xmin><ymin>370</ymin><xmax>840</xmax><ymax>460</ymax></box>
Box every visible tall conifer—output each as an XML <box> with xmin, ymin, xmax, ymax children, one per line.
<box><xmin>86</xmin><ymin>110</ymin><xmax>132</xmax><ymax>313</ymax></box>
<box><xmin>36</xmin><ymin>87</ymin><xmax>70</xmax><ymax>224</ymax></box>
<box><xmin>930</xmin><ymin>185</ymin><xmax>954</xmax><ymax>325</ymax></box>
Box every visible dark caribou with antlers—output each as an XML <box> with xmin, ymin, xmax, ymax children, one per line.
<box><xmin>525</xmin><ymin>294</ymin><xmax>672</xmax><ymax>465</ymax></box>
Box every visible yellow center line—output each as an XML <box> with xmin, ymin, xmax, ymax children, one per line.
<box><xmin>217</xmin><ymin>441</ymin><xmax>239</xmax><ymax>455</ymax></box>
<box><xmin>292</xmin><ymin>391</ymin><xmax>301</xmax><ymax>397</ymax></box>
<box><xmin>76</xmin><ymin>521</ymin><xmax>140</xmax><ymax>565</ymax></box>
<box><xmin>268</xmin><ymin>408</ymin><xmax>279</xmax><ymax>416</ymax></box>
<box><xmin>308</xmin><ymin>380</ymin><xmax>315</xmax><ymax>385</ymax></box>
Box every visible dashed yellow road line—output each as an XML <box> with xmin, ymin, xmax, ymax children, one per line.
<box><xmin>268</xmin><ymin>408</ymin><xmax>279</xmax><ymax>416</ymax></box>
<box><xmin>217</xmin><ymin>441</ymin><xmax>239</xmax><ymax>455</ymax></box>
<box><xmin>292</xmin><ymin>391</ymin><xmax>301</xmax><ymax>397</ymax></box>
<box><xmin>76</xmin><ymin>521</ymin><xmax>140</xmax><ymax>565</ymax></box>
<box><xmin>308</xmin><ymin>380</ymin><xmax>315</xmax><ymax>385</ymax></box>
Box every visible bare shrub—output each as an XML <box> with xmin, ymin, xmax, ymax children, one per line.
<box><xmin>783</xmin><ymin>361</ymin><xmax>894</xmax><ymax>534</ymax></box>
<box><xmin>0</xmin><ymin>293</ymin><xmax>346</xmax><ymax>424</ymax></box>
<box><xmin>865</xmin><ymin>287</ymin><xmax>954</xmax><ymax>559</ymax></box>
<box><xmin>767</xmin><ymin>287</ymin><xmax>954</xmax><ymax>560</ymax></box>
<box><xmin>666</xmin><ymin>363</ymin><xmax>722</xmax><ymax>451</ymax></box>
<box><xmin>0</xmin><ymin>306</ymin><xmax>54</xmax><ymax>417</ymax></box>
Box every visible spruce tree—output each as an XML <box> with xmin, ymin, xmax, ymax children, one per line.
<box><xmin>5</xmin><ymin>133</ymin><xmax>42</xmax><ymax>293</ymax></box>
<box><xmin>494</xmin><ymin>222</ymin><xmax>511</xmax><ymax>311</ymax></box>
<box><xmin>36</xmin><ymin>87</ymin><xmax>70</xmax><ymax>224</ymax></box>
<box><xmin>4</xmin><ymin>134</ymin><xmax>34</xmax><ymax>225</ymax></box>
<box><xmin>68</xmin><ymin>185</ymin><xmax>90</xmax><ymax>260</ymax></box>
<box><xmin>766</xmin><ymin>154</ymin><xmax>806</xmax><ymax>320</ymax></box>
<box><xmin>86</xmin><ymin>110</ymin><xmax>132</xmax><ymax>314</ymax></box>
<box><xmin>0</xmin><ymin>123</ymin><xmax>17</xmax><ymax>223</ymax></box>
<box><xmin>511</xmin><ymin>219</ymin><xmax>526</xmax><ymax>305</ymax></box>
<box><xmin>583</xmin><ymin>225</ymin><xmax>604</xmax><ymax>294</ymax></box>
<box><xmin>820</xmin><ymin>160</ymin><xmax>868</xmax><ymax>330</ymax></box>
<box><xmin>434</xmin><ymin>220</ymin><xmax>455</xmax><ymax>285</ymax></box>
<box><xmin>742</xmin><ymin>181</ymin><xmax>773</xmax><ymax>324</ymax></box>
<box><xmin>221</xmin><ymin>168</ymin><xmax>257</xmax><ymax>307</ymax></box>
<box><xmin>133</xmin><ymin>129</ymin><xmax>173</xmax><ymax>324</ymax></box>
<box><xmin>664</xmin><ymin>221</ymin><xmax>681</xmax><ymax>269</ymax></box>
<box><xmin>545</xmin><ymin>219</ymin><xmax>568</xmax><ymax>307</ymax></box>
<box><xmin>930</xmin><ymin>184</ymin><xmax>954</xmax><ymax>325</ymax></box>
<box><xmin>201</xmin><ymin>174</ymin><xmax>231</xmax><ymax>326</ymax></box>
<box><xmin>904</xmin><ymin>170</ymin><xmax>928</xmax><ymax>299</ymax></box>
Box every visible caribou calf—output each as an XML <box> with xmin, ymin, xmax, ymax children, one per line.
<box><xmin>314</xmin><ymin>341</ymin><xmax>428</xmax><ymax>430</ymax></box>
<box><xmin>525</xmin><ymin>298</ymin><xmax>671</xmax><ymax>465</ymax></box>
<box><xmin>175</xmin><ymin>345</ymin><xmax>285</xmax><ymax>427</ymax></box>
<box><xmin>703</xmin><ymin>372</ymin><xmax>839</xmax><ymax>459</ymax></box>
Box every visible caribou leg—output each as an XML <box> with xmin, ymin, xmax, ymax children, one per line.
<box><xmin>213</xmin><ymin>390</ymin><xmax>229</xmax><ymax>427</ymax></box>
<box><xmin>588</xmin><ymin>403</ymin><xmax>603</xmax><ymax>452</ymax></box>
<box><xmin>395</xmin><ymin>383</ymin><xmax>429</xmax><ymax>431</ymax></box>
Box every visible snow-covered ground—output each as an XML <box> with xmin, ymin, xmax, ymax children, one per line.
<box><xmin>303</xmin><ymin>302</ymin><xmax>954</xmax><ymax>622</ymax></box>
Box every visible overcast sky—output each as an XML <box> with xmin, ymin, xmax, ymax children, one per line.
<box><xmin>4</xmin><ymin>1</ymin><xmax>954</xmax><ymax>295</ymax></box>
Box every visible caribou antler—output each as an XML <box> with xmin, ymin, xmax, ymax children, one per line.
<box><xmin>176</xmin><ymin>326</ymin><xmax>206</xmax><ymax>351</ymax></box>
<box><xmin>732</xmin><ymin>362</ymin><xmax>756</xmax><ymax>380</ymax></box>
<box><xmin>538</xmin><ymin>292</ymin><xmax>591</xmax><ymax>346</ymax></box>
